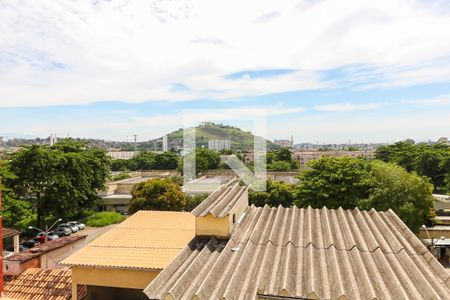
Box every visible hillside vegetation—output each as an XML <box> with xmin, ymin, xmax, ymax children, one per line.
<box><xmin>166</xmin><ymin>123</ymin><xmax>279</xmax><ymax>151</ymax></box>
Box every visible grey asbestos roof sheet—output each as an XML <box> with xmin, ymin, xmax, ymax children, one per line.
<box><xmin>145</xmin><ymin>206</ymin><xmax>450</xmax><ymax>300</ymax></box>
<box><xmin>191</xmin><ymin>182</ymin><xmax>246</xmax><ymax>218</ymax></box>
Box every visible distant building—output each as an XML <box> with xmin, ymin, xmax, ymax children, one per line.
<box><xmin>162</xmin><ymin>135</ymin><xmax>168</xmax><ymax>152</ymax></box>
<box><xmin>108</xmin><ymin>151</ymin><xmax>137</xmax><ymax>160</ymax></box>
<box><xmin>438</xmin><ymin>137</ymin><xmax>449</xmax><ymax>145</ymax></box>
<box><xmin>274</xmin><ymin>136</ymin><xmax>293</xmax><ymax>148</ymax></box>
<box><xmin>49</xmin><ymin>134</ymin><xmax>57</xmax><ymax>146</ymax></box>
<box><xmin>293</xmin><ymin>150</ymin><xmax>375</xmax><ymax>169</ymax></box>
<box><xmin>208</xmin><ymin>139</ymin><xmax>231</xmax><ymax>151</ymax></box>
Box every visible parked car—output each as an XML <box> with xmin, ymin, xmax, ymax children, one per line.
<box><xmin>54</xmin><ymin>225</ymin><xmax>72</xmax><ymax>236</ymax></box>
<box><xmin>68</xmin><ymin>221</ymin><xmax>85</xmax><ymax>230</ymax></box>
<box><xmin>6</xmin><ymin>244</ymin><xmax>29</xmax><ymax>252</ymax></box>
<box><xmin>58</xmin><ymin>223</ymin><xmax>78</xmax><ymax>233</ymax></box>
<box><xmin>35</xmin><ymin>232</ymin><xmax>59</xmax><ymax>243</ymax></box>
<box><xmin>20</xmin><ymin>240</ymin><xmax>37</xmax><ymax>249</ymax></box>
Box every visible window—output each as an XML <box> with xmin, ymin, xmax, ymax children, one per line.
<box><xmin>232</xmin><ymin>213</ymin><xmax>236</xmax><ymax>224</ymax></box>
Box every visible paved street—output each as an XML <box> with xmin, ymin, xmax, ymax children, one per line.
<box><xmin>74</xmin><ymin>224</ymin><xmax>118</xmax><ymax>244</ymax></box>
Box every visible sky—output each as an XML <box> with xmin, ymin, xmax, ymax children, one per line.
<box><xmin>1</xmin><ymin>0</ymin><xmax>450</xmax><ymax>143</ymax></box>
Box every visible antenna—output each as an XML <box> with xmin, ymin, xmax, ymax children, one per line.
<box><xmin>133</xmin><ymin>135</ymin><xmax>138</xmax><ymax>153</ymax></box>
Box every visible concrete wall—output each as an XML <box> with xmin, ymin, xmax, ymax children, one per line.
<box><xmin>195</xmin><ymin>187</ymin><xmax>249</xmax><ymax>238</ymax></box>
<box><xmin>3</xmin><ymin>257</ymin><xmax>39</xmax><ymax>276</ymax></box>
<box><xmin>72</xmin><ymin>267</ymin><xmax>159</xmax><ymax>290</ymax></box>
<box><xmin>418</xmin><ymin>228</ymin><xmax>450</xmax><ymax>239</ymax></box>
<box><xmin>3</xmin><ymin>237</ymin><xmax>86</xmax><ymax>276</ymax></box>
<box><xmin>40</xmin><ymin>238</ymin><xmax>86</xmax><ymax>269</ymax></box>
<box><xmin>196</xmin><ymin>215</ymin><xmax>230</xmax><ymax>237</ymax></box>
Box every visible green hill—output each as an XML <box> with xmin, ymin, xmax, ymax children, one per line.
<box><xmin>165</xmin><ymin>122</ymin><xmax>278</xmax><ymax>151</ymax></box>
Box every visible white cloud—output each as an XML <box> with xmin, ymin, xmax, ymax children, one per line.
<box><xmin>1</xmin><ymin>0</ymin><xmax>450</xmax><ymax>107</ymax></box>
<box><xmin>313</xmin><ymin>102</ymin><xmax>383</xmax><ymax>112</ymax></box>
<box><xmin>403</xmin><ymin>94</ymin><xmax>450</xmax><ymax>106</ymax></box>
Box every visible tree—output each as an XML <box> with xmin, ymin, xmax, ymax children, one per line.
<box><xmin>294</xmin><ymin>156</ymin><xmax>435</xmax><ymax>232</ymax></box>
<box><xmin>129</xmin><ymin>178</ymin><xmax>186</xmax><ymax>213</ymax></box>
<box><xmin>185</xmin><ymin>194</ymin><xmax>209</xmax><ymax>211</ymax></box>
<box><xmin>0</xmin><ymin>160</ymin><xmax>32</xmax><ymax>228</ymax></box>
<box><xmin>111</xmin><ymin>159</ymin><xmax>128</xmax><ymax>171</ymax></box>
<box><xmin>8</xmin><ymin>140</ymin><xmax>111</xmax><ymax>227</ymax></box>
<box><xmin>152</xmin><ymin>152</ymin><xmax>179</xmax><ymax>169</ymax></box>
<box><xmin>268</xmin><ymin>161</ymin><xmax>291</xmax><ymax>171</ymax></box>
<box><xmin>275</xmin><ymin>148</ymin><xmax>293</xmax><ymax>162</ymax></box>
<box><xmin>133</xmin><ymin>151</ymin><xmax>156</xmax><ymax>170</ymax></box>
<box><xmin>359</xmin><ymin>161</ymin><xmax>435</xmax><ymax>232</ymax></box>
<box><xmin>415</xmin><ymin>149</ymin><xmax>448</xmax><ymax>192</ymax></box>
<box><xmin>375</xmin><ymin>141</ymin><xmax>418</xmax><ymax>172</ymax></box>
<box><xmin>375</xmin><ymin>141</ymin><xmax>450</xmax><ymax>192</ymax></box>
<box><xmin>194</xmin><ymin>148</ymin><xmax>221</xmax><ymax>173</ymax></box>
<box><xmin>295</xmin><ymin>157</ymin><xmax>372</xmax><ymax>209</ymax></box>
<box><xmin>249</xmin><ymin>180</ymin><xmax>296</xmax><ymax>207</ymax></box>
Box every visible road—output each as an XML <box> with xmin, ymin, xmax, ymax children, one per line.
<box><xmin>74</xmin><ymin>224</ymin><xmax>117</xmax><ymax>243</ymax></box>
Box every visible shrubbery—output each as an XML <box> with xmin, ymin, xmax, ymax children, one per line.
<box><xmin>84</xmin><ymin>211</ymin><xmax>126</xmax><ymax>227</ymax></box>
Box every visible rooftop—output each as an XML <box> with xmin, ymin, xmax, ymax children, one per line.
<box><xmin>4</xmin><ymin>268</ymin><xmax>86</xmax><ymax>300</ymax></box>
<box><xmin>5</xmin><ymin>235</ymin><xmax>86</xmax><ymax>263</ymax></box>
<box><xmin>191</xmin><ymin>182</ymin><xmax>246</xmax><ymax>218</ymax></box>
<box><xmin>61</xmin><ymin>210</ymin><xmax>195</xmax><ymax>270</ymax></box>
<box><xmin>2</xmin><ymin>228</ymin><xmax>20</xmax><ymax>239</ymax></box>
<box><xmin>145</xmin><ymin>205</ymin><xmax>450</xmax><ymax>299</ymax></box>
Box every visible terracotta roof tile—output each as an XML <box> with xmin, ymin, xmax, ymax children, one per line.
<box><xmin>4</xmin><ymin>268</ymin><xmax>86</xmax><ymax>300</ymax></box>
<box><xmin>2</xmin><ymin>228</ymin><xmax>20</xmax><ymax>239</ymax></box>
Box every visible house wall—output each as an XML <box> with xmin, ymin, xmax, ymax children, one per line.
<box><xmin>418</xmin><ymin>229</ymin><xmax>450</xmax><ymax>239</ymax></box>
<box><xmin>196</xmin><ymin>215</ymin><xmax>230</xmax><ymax>237</ymax></box>
<box><xmin>40</xmin><ymin>238</ymin><xmax>86</xmax><ymax>268</ymax></box>
<box><xmin>195</xmin><ymin>187</ymin><xmax>249</xmax><ymax>238</ymax></box>
<box><xmin>72</xmin><ymin>267</ymin><xmax>159</xmax><ymax>290</ymax></box>
<box><xmin>3</xmin><ymin>257</ymin><xmax>39</xmax><ymax>276</ymax></box>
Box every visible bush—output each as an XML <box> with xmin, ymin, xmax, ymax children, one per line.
<box><xmin>112</xmin><ymin>172</ymin><xmax>132</xmax><ymax>181</ymax></box>
<box><xmin>84</xmin><ymin>211</ymin><xmax>126</xmax><ymax>227</ymax></box>
<box><xmin>129</xmin><ymin>178</ymin><xmax>186</xmax><ymax>213</ymax></box>
<box><xmin>186</xmin><ymin>194</ymin><xmax>209</xmax><ymax>211</ymax></box>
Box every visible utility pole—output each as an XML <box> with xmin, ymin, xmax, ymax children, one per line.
<box><xmin>133</xmin><ymin>135</ymin><xmax>138</xmax><ymax>153</ymax></box>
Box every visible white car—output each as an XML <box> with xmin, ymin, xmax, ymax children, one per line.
<box><xmin>68</xmin><ymin>221</ymin><xmax>86</xmax><ymax>230</ymax></box>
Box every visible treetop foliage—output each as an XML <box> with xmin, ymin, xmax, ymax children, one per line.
<box><xmin>5</xmin><ymin>140</ymin><xmax>111</xmax><ymax>227</ymax></box>
<box><xmin>375</xmin><ymin>141</ymin><xmax>450</xmax><ymax>193</ymax></box>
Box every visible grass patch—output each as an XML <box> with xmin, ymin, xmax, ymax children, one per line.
<box><xmin>111</xmin><ymin>172</ymin><xmax>132</xmax><ymax>181</ymax></box>
<box><xmin>84</xmin><ymin>211</ymin><xmax>126</xmax><ymax>227</ymax></box>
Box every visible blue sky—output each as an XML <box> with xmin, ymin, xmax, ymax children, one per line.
<box><xmin>1</xmin><ymin>0</ymin><xmax>450</xmax><ymax>143</ymax></box>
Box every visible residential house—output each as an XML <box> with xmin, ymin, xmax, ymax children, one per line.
<box><xmin>145</xmin><ymin>199</ymin><xmax>450</xmax><ymax>299</ymax></box>
<box><xmin>61</xmin><ymin>211</ymin><xmax>195</xmax><ymax>300</ymax></box>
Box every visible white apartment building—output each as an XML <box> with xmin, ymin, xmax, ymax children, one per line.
<box><xmin>208</xmin><ymin>139</ymin><xmax>231</xmax><ymax>151</ymax></box>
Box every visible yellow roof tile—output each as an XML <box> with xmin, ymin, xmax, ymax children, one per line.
<box><xmin>61</xmin><ymin>210</ymin><xmax>195</xmax><ymax>270</ymax></box>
